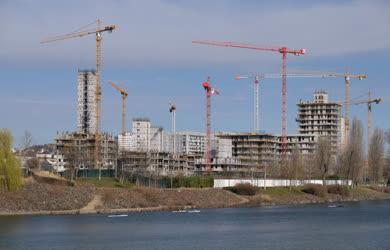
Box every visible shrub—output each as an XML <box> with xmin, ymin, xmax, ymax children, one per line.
<box><xmin>224</xmin><ymin>183</ymin><xmax>257</xmax><ymax>196</ymax></box>
<box><xmin>169</xmin><ymin>176</ymin><xmax>214</xmax><ymax>188</ymax></box>
<box><xmin>301</xmin><ymin>184</ymin><xmax>327</xmax><ymax>197</ymax></box>
<box><xmin>327</xmin><ymin>185</ymin><xmax>350</xmax><ymax>196</ymax></box>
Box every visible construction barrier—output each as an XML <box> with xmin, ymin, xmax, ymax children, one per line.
<box><xmin>214</xmin><ymin>179</ymin><xmax>352</xmax><ymax>188</ymax></box>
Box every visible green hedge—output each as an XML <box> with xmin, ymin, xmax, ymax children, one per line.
<box><xmin>164</xmin><ymin>176</ymin><xmax>214</xmax><ymax>188</ymax></box>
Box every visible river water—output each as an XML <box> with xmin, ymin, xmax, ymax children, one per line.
<box><xmin>1</xmin><ymin>200</ymin><xmax>390</xmax><ymax>249</ymax></box>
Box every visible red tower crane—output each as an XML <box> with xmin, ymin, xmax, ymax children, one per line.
<box><xmin>202</xmin><ymin>77</ymin><xmax>219</xmax><ymax>172</ymax></box>
<box><xmin>193</xmin><ymin>40</ymin><xmax>305</xmax><ymax>159</ymax></box>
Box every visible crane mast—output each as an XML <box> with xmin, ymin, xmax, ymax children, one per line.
<box><xmin>202</xmin><ymin>77</ymin><xmax>219</xmax><ymax>172</ymax></box>
<box><xmin>254</xmin><ymin>76</ymin><xmax>259</xmax><ymax>132</ymax></box>
<box><xmin>108</xmin><ymin>81</ymin><xmax>128</xmax><ymax>135</ymax></box>
<box><xmin>328</xmin><ymin>72</ymin><xmax>367</xmax><ymax>146</ymax></box>
<box><xmin>95</xmin><ymin>19</ymin><xmax>102</xmax><ymax>174</ymax></box>
<box><xmin>169</xmin><ymin>102</ymin><xmax>177</xmax><ymax>154</ymax></box>
<box><xmin>351</xmin><ymin>91</ymin><xmax>381</xmax><ymax>149</ymax></box>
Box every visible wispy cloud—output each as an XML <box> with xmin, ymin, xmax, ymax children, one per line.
<box><xmin>1</xmin><ymin>0</ymin><xmax>389</xmax><ymax>68</ymax></box>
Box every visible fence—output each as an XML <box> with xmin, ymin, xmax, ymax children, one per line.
<box><xmin>214</xmin><ymin>179</ymin><xmax>352</xmax><ymax>188</ymax></box>
<box><xmin>75</xmin><ymin>169</ymin><xmax>116</xmax><ymax>178</ymax></box>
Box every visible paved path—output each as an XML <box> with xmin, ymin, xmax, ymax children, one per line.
<box><xmin>79</xmin><ymin>195</ymin><xmax>102</xmax><ymax>214</ymax></box>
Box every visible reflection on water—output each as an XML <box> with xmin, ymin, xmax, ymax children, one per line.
<box><xmin>1</xmin><ymin>200</ymin><xmax>390</xmax><ymax>250</ymax></box>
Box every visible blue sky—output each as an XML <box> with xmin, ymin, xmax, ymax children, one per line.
<box><xmin>0</xmin><ymin>0</ymin><xmax>389</xmax><ymax>146</ymax></box>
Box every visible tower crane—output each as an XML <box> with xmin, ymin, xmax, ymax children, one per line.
<box><xmin>235</xmin><ymin>72</ymin><xmax>335</xmax><ymax>133</ymax></box>
<box><xmin>351</xmin><ymin>91</ymin><xmax>381</xmax><ymax>149</ymax></box>
<box><xmin>193</xmin><ymin>40</ymin><xmax>305</xmax><ymax>159</ymax></box>
<box><xmin>108</xmin><ymin>81</ymin><xmax>128</xmax><ymax>135</ymax></box>
<box><xmin>41</xmin><ymin>19</ymin><xmax>116</xmax><ymax>173</ymax></box>
<box><xmin>337</xmin><ymin>92</ymin><xmax>381</xmax><ymax>182</ymax></box>
<box><xmin>202</xmin><ymin>77</ymin><xmax>220</xmax><ymax>172</ymax></box>
<box><xmin>279</xmin><ymin>69</ymin><xmax>366</xmax><ymax>146</ymax></box>
<box><xmin>169</xmin><ymin>102</ymin><xmax>177</xmax><ymax>154</ymax></box>
<box><xmin>325</xmin><ymin>72</ymin><xmax>367</xmax><ymax>146</ymax></box>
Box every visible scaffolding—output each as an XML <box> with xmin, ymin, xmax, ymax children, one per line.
<box><xmin>77</xmin><ymin>70</ymin><xmax>97</xmax><ymax>134</ymax></box>
<box><xmin>55</xmin><ymin>132</ymin><xmax>117</xmax><ymax>169</ymax></box>
<box><xmin>118</xmin><ymin>151</ymin><xmax>195</xmax><ymax>176</ymax></box>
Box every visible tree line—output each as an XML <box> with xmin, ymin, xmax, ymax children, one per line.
<box><xmin>282</xmin><ymin>118</ymin><xmax>390</xmax><ymax>187</ymax></box>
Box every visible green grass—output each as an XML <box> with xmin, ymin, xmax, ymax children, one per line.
<box><xmin>77</xmin><ymin>177</ymin><xmax>134</xmax><ymax>188</ymax></box>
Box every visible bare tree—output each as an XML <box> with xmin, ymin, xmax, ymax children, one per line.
<box><xmin>21</xmin><ymin>130</ymin><xmax>33</xmax><ymax>150</ymax></box>
<box><xmin>384</xmin><ymin>129</ymin><xmax>390</xmax><ymax>186</ymax></box>
<box><xmin>368</xmin><ymin>128</ymin><xmax>384</xmax><ymax>184</ymax></box>
<box><xmin>314</xmin><ymin>136</ymin><xmax>332</xmax><ymax>185</ymax></box>
<box><xmin>341</xmin><ymin>118</ymin><xmax>365</xmax><ymax>186</ymax></box>
<box><xmin>288</xmin><ymin>144</ymin><xmax>303</xmax><ymax>188</ymax></box>
<box><xmin>302</xmin><ymin>154</ymin><xmax>315</xmax><ymax>182</ymax></box>
<box><xmin>63</xmin><ymin>142</ymin><xmax>80</xmax><ymax>183</ymax></box>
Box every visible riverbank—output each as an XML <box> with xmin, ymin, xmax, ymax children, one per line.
<box><xmin>1</xmin><ymin>180</ymin><xmax>390</xmax><ymax>216</ymax></box>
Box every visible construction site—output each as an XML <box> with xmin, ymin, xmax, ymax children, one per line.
<box><xmin>38</xmin><ymin>19</ymin><xmax>382</xmax><ymax>181</ymax></box>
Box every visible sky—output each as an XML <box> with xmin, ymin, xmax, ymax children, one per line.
<box><xmin>0</xmin><ymin>0</ymin><xmax>389</xmax><ymax>147</ymax></box>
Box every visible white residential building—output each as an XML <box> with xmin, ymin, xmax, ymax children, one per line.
<box><xmin>118</xmin><ymin>118</ymin><xmax>165</xmax><ymax>152</ymax></box>
<box><xmin>118</xmin><ymin>132</ymin><xmax>132</xmax><ymax>152</ymax></box>
<box><xmin>118</xmin><ymin>120</ymin><xmax>232</xmax><ymax>160</ymax></box>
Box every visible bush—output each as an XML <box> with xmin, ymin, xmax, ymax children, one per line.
<box><xmin>327</xmin><ymin>185</ymin><xmax>350</xmax><ymax>196</ymax></box>
<box><xmin>224</xmin><ymin>183</ymin><xmax>257</xmax><ymax>196</ymax></box>
<box><xmin>301</xmin><ymin>184</ymin><xmax>327</xmax><ymax>197</ymax></box>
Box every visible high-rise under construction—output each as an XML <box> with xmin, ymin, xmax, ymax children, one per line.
<box><xmin>77</xmin><ymin>70</ymin><xmax>97</xmax><ymax>134</ymax></box>
<box><xmin>296</xmin><ymin>91</ymin><xmax>342</xmax><ymax>151</ymax></box>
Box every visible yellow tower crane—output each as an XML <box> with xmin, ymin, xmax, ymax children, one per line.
<box><xmin>108</xmin><ymin>81</ymin><xmax>128</xmax><ymax>135</ymax></box>
<box><xmin>327</xmin><ymin>72</ymin><xmax>367</xmax><ymax>145</ymax></box>
<box><xmin>41</xmin><ymin>19</ymin><xmax>116</xmax><ymax>174</ymax></box>
<box><xmin>340</xmin><ymin>92</ymin><xmax>381</xmax><ymax>183</ymax></box>
<box><xmin>351</xmin><ymin>91</ymin><xmax>381</xmax><ymax>148</ymax></box>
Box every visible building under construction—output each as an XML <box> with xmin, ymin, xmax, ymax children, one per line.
<box><xmin>55</xmin><ymin>132</ymin><xmax>117</xmax><ymax>169</ymax></box>
<box><xmin>216</xmin><ymin>133</ymin><xmax>316</xmax><ymax>167</ymax></box>
<box><xmin>54</xmin><ymin>70</ymin><xmax>117</xmax><ymax>170</ymax></box>
<box><xmin>77</xmin><ymin>70</ymin><xmax>97</xmax><ymax>134</ymax></box>
<box><xmin>296</xmin><ymin>91</ymin><xmax>342</xmax><ymax>152</ymax></box>
<box><xmin>118</xmin><ymin>151</ymin><xmax>195</xmax><ymax>176</ymax></box>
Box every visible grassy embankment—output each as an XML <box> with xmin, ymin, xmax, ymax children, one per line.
<box><xmin>225</xmin><ymin>184</ymin><xmax>390</xmax><ymax>207</ymax></box>
<box><xmin>1</xmin><ymin>176</ymin><xmax>390</xmax><ymax>216</ymax></box>
<box><xmin>77</xmin><ymin>177</ymin><xmax>134</xmax><ymax>188</ymax></box>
